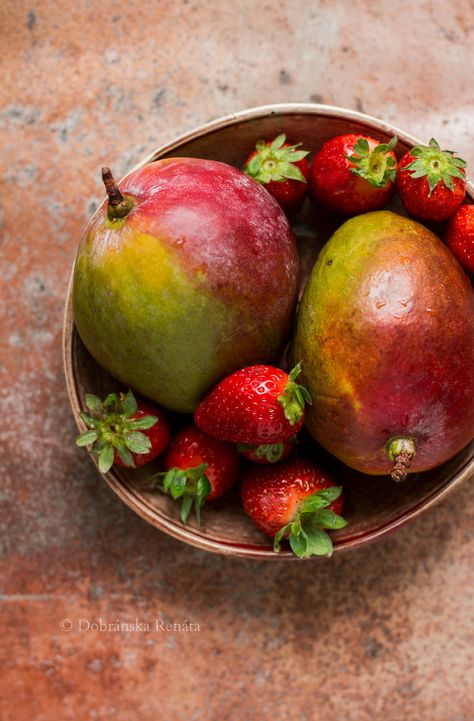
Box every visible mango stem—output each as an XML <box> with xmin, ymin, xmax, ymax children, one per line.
<box><xmin>101</xmin><ymin>167</ymin><xmax>135</xmax><ymax>219</ymax></box>
<box><xmin>387</xmin><ymin>436</ymin><xmax>417</xmax><ymax>482</ymax></box>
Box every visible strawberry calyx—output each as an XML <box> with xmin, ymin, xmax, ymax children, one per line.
<box><xmin>277</xmin><ymin>362</ymin><xmax>312</xmax><ymax>426</ymax></box>
<box><xmin>346</xmin><ymin>136</ymin><xmax>398</xmax><ymax>188</ymax></box>
<box><xmin>237</xmin><ymin>437</ymin><xmax>296</xmax><ymax>463</ymax></box>
<box><xmin>76</xmin><ymin>390</ymin><xmax>158</xmax><ymax>473</ymax></box>
<box><xmin>386</xmin><ymin>436</ymin><xmax>417</xmax><ymax>482</ymax></box>
<box><xmin>273</xmin><ymin>486</ymin><xmax>347</xmax><ymax>558</ymax></box>
<box><xmin>148</xmin><ymin>463</ymin><xmax>211</xmax><ymax>525</ymax></box>
<box><xmin>401</xmin><ymin>138</ymin><xmax>467</xmax><ymax>196</ymax></box>
<box><xmin>244</xmin><ymin>133</ymin><xmax>309</xmax><ymax>185</ymax></box>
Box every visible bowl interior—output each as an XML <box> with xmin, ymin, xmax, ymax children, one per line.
<box><xmin>64</xmin><ymin>106</ymin><xmax>474</xmax><ymax>559</ymax></box>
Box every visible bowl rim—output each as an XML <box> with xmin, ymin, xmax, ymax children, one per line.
<box><xmin>63</xmin><ymin>102</ymin><xmax>474</xmax><ymax>560</ymax></box>
<box><xmin>130</xmin><ymin>102</ymin><xmax>424</xmax><ymax>171</ymax></box>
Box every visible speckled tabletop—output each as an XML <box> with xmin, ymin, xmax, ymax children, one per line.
<box><xmin>1</xmin><ymin>1</ymin><xmax>473</xmax><ymax>719</ymax></box>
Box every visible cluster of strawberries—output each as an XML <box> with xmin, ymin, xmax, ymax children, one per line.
<box><xmin>243</xmin><ymin>132</ymin><xmax>473</xmax><ymax>277</ymax></box>
<box><xmin>77</xmin><ymin>364</ymin><xmax>346</xmax><ymax>558</ymax></box>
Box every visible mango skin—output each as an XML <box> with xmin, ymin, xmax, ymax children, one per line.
<box><xmin>73</xmin><ymin>158</ymin><xmax>299</xmax><ymax>413</ymax></box>
<box><xmin>292</xmin><ymin>210</ymin><xmax>474</xmax><ymax>475</ymax></box>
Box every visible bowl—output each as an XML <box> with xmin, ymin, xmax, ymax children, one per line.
<box><xmin>63</xmin><ymin>103</ymin><xmax>474</xmax><ymax>559</ymax></box>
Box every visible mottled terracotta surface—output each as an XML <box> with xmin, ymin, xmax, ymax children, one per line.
<box><xmin>1</xmin><ymin>1</ymin><xmax>473</xmax><ymax>719</ymax></box>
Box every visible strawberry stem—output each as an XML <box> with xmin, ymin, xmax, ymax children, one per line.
<box><xmin>277</xmin><ymin>362</ymin><xmax>312</xmax><ymax>426</ymax></box>
<box><xmin>273</xmin><ymin>486</ymin><xmax>347</xmax><ymax>558</ymax></box>
<box><xmin>401</xmin><ymin>138</ymin><xmax>467</xmax><ymax>196</ymax></box>
<box><xmin>151</xmin><ymin>464</ymin><xmax>211</xmax><ymax>525</ymax></box>
<box><xmin>244</xmin><ymin>134</ymin><xmax>309</xmax><ymax>185</ymax></box>
<box><xmin>238</xmin><ymin>439</ymin><xmax>295</xmax><ymax>463</ymax></box>
<box><xmin>75</xmin><ymin>390</ymin><xmax>158</xmax><ymax>473</ymax></box>
<box><xmin>346</xmin><ymin>135</ymin><xmax>398</xmax><ymax>188</ymax></box>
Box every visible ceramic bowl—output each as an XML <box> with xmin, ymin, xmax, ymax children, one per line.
<box><xmin>63</xmin><ymin>104</ymin><xmax>474</xmax><ymax>559</ymax></box>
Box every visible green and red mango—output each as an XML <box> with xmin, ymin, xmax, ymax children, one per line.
<box><xmin>73</xmin><ymin>158</ymin><xmax>299</xmax><ymax>412</ymax></box>
<box><xmin>292</xmin><ymin>210</ymin><xmax>474</xmax><ymax>478</ymax></box>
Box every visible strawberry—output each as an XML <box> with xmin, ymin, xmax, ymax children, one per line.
<box><xmin>237</xmin><ymin>436</ymin><xmax>296</xmax><ymax>464</ymax></box>
<box><xmin>243</xmin><ymin>133</ymin><xmax>310</xmax><ymax>215</ymax></box>
<box><xmin>445</xmin><ymin>204</ymin><xmax>474</xmax><ymax>276</ymax></box>
<box><xmin>76</xmin><ymin>390</ymin><xmax>171</xmax><ymax>472</ymax></box>
<box><xmin>397</xmin><ymin>138</ymin><xmax>467</xmax><ymax>222</ymax></box>
<box><xmin>309</xmin><ymin>134</ymin><xmax>398</xmax><ymax>214</ymax></box>
<box><xmin>194</xmin><ymin>362</ymin><xmax>312</xmax><ymax>445</ymax></box>
<box><xmin>148</xmin><ymin>426</ymin><xmax>240</xmax><ymax>524</ymax></box>
<box><xmin>241</xmin><ymin>458</ymin><xmax>347</xmax><ymax>558</ymax></box>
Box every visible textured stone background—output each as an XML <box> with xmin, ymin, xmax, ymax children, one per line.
<box><xmin>1</xmin><ymin>1</ymin><xmax>473</xmax><ymax>719</ymax></box>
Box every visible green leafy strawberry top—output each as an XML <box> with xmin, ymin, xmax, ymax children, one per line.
<box><xmin>346</xmin><ymin>135</ymin><xmax>398</xmax><ymax>188</ymax></box>
<box><xmin>278</xmin><ymin>362</ymin><xmax>312</xmax><ymax>426</ymax></box>
<box><xmin>274</xmin><ymin>486</ymin><xmax>347</xmax><ymax>558</ymax></box>
<box><xmin>244</xmin><ymin>133</ymin><xmax>309</xmax><ymax>184</ymax></box>
<box><xmin>402</xmin><ymin>137</ymin><xmax>467</xmax><ymax>196</ymax></box>
<box><xmin>147</xmin><ymin>464</ymin><xmax>212</xmax><ymax>525</ymax></box>
<box><xmin>76</xmin><ymin>390</ymin><xmax>157</xmax><ymax>473</ymax></box>
<box><xmin>237</xmin><ymin>440</ymin><xmax>295</xmax><ymax>463</ymax></box>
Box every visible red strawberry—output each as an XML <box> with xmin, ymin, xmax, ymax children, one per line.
<box><xmin>243</xmin><ymin>133</ymin><xmax>310</xmax><ymax>215</ymax></box>
<box><xmin>309</xmin><ymin>134</ymin><xmax>398</xmax><ymax>214</ymax></box>
<box><xmin>76</xmin><ymin>390</ymin><xmax>171</xmax><ymax>472</ymax></box>
<box><xmin>149</xmin><ymin>426</ymin><xmax>240</xmax><ymax>524</ymax></box>
<box><xmin>237</xmin><ymin>436</ymin><xmax>296</xmax><ymax>464</ymax></box>
<box><xmin>241</xmin><ymin>458</ymin><xmax>347</xmax><ymax>558</ymax></box>
<box><xmin>445</xmin><ymin>204</ymin><xmax>474</xmax><ymax>276</ymax></box>
<box><xmin>397</xmin><ymin>138</ymin><xmax>466</xmax><ymax>222</ymax></box>
<box><xmin>195</xmin><ymin>362</ymin><xmax>312</xmax><ymax>445</ymax></box>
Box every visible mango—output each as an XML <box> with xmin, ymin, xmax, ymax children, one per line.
<box><xmin>73</xmin><ymin>159</ymin><xmax>299</xmax><ymax>412</ymax></box>
<box><xmin>292</xmin><ymin>210</ymin><xmax>474</xmax><ymax>480</ymax></box>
